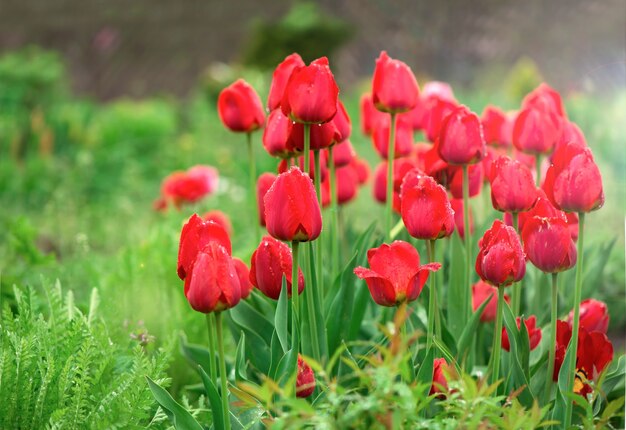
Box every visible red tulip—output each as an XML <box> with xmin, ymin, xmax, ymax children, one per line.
<box><xmin>543</xmin><ymin>142</ymin><xmax>604</xmax><ymax>213</ymax></box>
<box><xmin>502</xmin><ymin>315</ymin><xmax>542</xmax><ymax>351</ymax></box>
<box><xmin>296</xmin><ymin>355</ymin><xmax>316</xmax><ymax>398</ymax></box>
<box><xmin>406</xmin><ymin>81</ymin><xmax>456</xmax><ymax>131</ymax></box>
<box><xmin>202</xmin><ymin>210</ymin><xmax>233</xmax><ymax>236</ymax></box>
<box><xmin>178</xmin><ymin>214</ymin><xmax>232</xmax><ymax>281</ymax></box>
<box><xmin>256</xmin><ymin>173</ymin><xmax>277</xmax><ymax>227</ymax></box>
<box><xmin>354</xmin><ymin>240</ymin><xmax>441</xmax><ymax>307</ymax></box>
<box><xmin>400</xmin><ymin>169</ymin><xmax>454</xmax><ymax>240</ymax></box>
<box><xmin>512</xmin><ymin>107</ymin><xmax>561</xmax><ymax>155</ymax></box>
<box><xmin>488</xmin><ymin>156</ymin><xmax>538</xmax><ymax>213</ymax></box>
<box><xmin>360</xmin><ymin>93</ymin><xmax>387</xmax><ymax>136</ymax></box>
<box><xmin>185</xmin><ymin>241</ymin><xmax>241</xmax><ymax>313</ymax></box>
<box><xmin>522</xmin><ymin>83</ymin><xmax>567</xmax><ymax>119</ymax></box>
<box><xmin>521</xmin><ymin>215</ymin><xmax>577</xmax><ymax>273</ymax></box>
<box><xmin>249</xmin><ymin>235</ymin><xmax>304</xmax><ymax>300</ymax></box>
<box><xmin>438</xmin><ymin>105</ymin><xmax>486</xmax><ymax>165</ymax></box>
<box><xmin>373</xmin><ymin>158</ymin><xmax>419</xmax><ymax>213</ymax></box>
<box><xmin>217</xmin><ymin>79</ymin><xmax>265</xmax><ymax>133</ymax></box>
<box><xmin>353</xmin><ymin>157</ymin><xmax>371</xmax><ymax>185</ymax></box>
<box><xmin>448</xmin><ymin>163</ymin><xmax>484</xmax><ymax>199</ymax></box>
<box><xmin>232</xmin><ymin>257</ymin><xmax>253</xmax><ymax>300</ymax></box>
<box><xmin>264</xmin><ymin>167</ymin><xmax>322</xmax><ymax>242</ymax></box>
<box><xmin>475</xmin><ymin>220</ymin><xmax>526</xmax><ymax>287</ymax></box>
<box><xmin>568</xmin><ymin>299</ymin><xmax>609</xmax><ymax>334</ymax></box>
<box><xmin>450</xmin><ymin>198</ymin><xmax>474</xmax><ymax>241</ymax></box>
<box><xmin>287</xmin><ymin>120</ymin><xmax>341</xmax><ymax>152</ymax></box>
<box><xmin>556</xmin><ymin>120</ymin><xmax>586</xmax><ymax>153</ymax></box>
<box><xmin>262</xmin><ymin>109</ymin><xmax>294</xmax><ymax>158</ymax></box>
<box><xmin>372</xmin><ymin>115</ymin><xmax>414</xmax><ymax>159</ymax></box>
<box><xmin>281</xmin><ymin>57</ymin><xmax>339</xmax><ymax>124</ymax></box>
<box><xmin>424</xmin><ymin>97</ymin><xmax>458</xmax><ymax>143</ymax></box>
<box><xmin>481</xmin><ymin>105</ymin><xmax>510</xmax><ymax>147</ymax></box>
<box><xmin>267</xmin><ymin>53</ymin><xmax>305</xmax><ymax>111</ymax></box>
<box><xmin>372</xmin><ymin>51</ymin><xmax>420</xmax><ymax>114</ymax></box>
<box><xmin>430</xmin><ymin>358</ymin><xmax>450</xmax><ymax>397</ymax></box>
<box><xmin>332</xmin><ymin>139</ymin><xmax>356</xmax><ymax>167</ymax></box>
<box><xmin>323</xmin><ymin>163</ymin><xmax>360</xmax><ymax>207</ymax></box>
<box><xmin>333</xmin><ymin>100</ymin><xmax>352</xmax><ymax>142</ymax></box>
<box><xmin>472</xmin><ymin>281</ymin><xmax>510</xmax><ymax>322</ymax></box>
<box><xmin>161</xmin><ymin>165</ymin><xmax>218</xmax><ymax>209</ymax></box>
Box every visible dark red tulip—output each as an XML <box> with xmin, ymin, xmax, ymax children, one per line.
<box><xmin>543</xmin><ymin>142</ymin><xmax>604</xmax><ymax>213</ymax></box>
<box><xmin>333</xmin><ymin>100</ymin><xmax>352</xmax><ymax>142</ymax></box>
<box><xmin>472</xmin><ymin>281</ymin><xmax>510</xmax><ymax>322</ymax></box>
<box><xmin>522</xmin><ymin>216</ymin><xmax>577</xmax><ymax>273</ymax></box>
<box><xmin>267</xmin><ymin>53</ymin><xmax>305</xmax><ymax>111</ymax></box>
<box><xmin>281</xmin><ymin>57</ymin><xmax>339</xmax><ymax>124</ymax></box>
<box><xmin>232</xmin><ymin>257</ymin><xmax>253</xmax><ymax>300</ymax></box>
<box><xmin>178</xmin><ymin>214</ymin><xmax>232</xmax><ymax>281</ymax></box>
<box><xmin>430</xmin><ymin>357</ymin><xmax>450</xmax><ymax>397</ymax></box>
<box><xmin>568</xmin><ymin>299</ymin><xmax>609</xmax><ymax>334</ymax></box>
<box><xmin>185</xmin><ymin>241</ymin><xmax>241</xmax><ymax>313</ymax></box>
<box><xmin>278</xmin><ymin>150</ymin><xmax>329</xmax><ymax>183</ymax></box>
<box><xmin>400</xmin><ymin>169</ymin><xmax>454</xmax><ymax>240</ymax></box>
<box><xmin>249</xmin><ymin>235</ymin><xmax>304</xmax><ymax>300</ymax></box>
<box><xmin>161</xmin><ymin>165</ymin><xmax>219</xmax><ymax>209</ymax></box>
<box><xmin>488</xmin><ymin>156</ymin><xmax>538</xmax><ymax>213</ymax></box>
<box><xmin>438</xmin><ymin>105</ymin><xmax>486</xmax><ymax>165</ymax></box>
<box><xmin>502</xmin><ymin>315</ymin><xmax>542</xmax><ymax>351</ymax></box>
<box><xmin>354</xmin><ymin>241</ymin><xmax>441</xmax><ymax>307</ymax></box>
<box><xmin>360</xmin><ymin>93</ymin><xmax>387</xmax><ymax>136</ymax></box>
<box><xmin>481</xmin><ymin>105</ymin><xmax>510</xmax><ymax>147</ymax></box>
<box><xmin>332</xmin><ymin>139</ymin><xmax>356</xmax><ymax>167</ymax></box>
<box><xmin>424</xmin><ymin>97</ymin><xmax>458</xmax><ymax>143</ymax></box>
<box><xmin>218</xmin><ymin>79</ymin><xmax>265</xmax><ymax>133</ymax></box>
<box><xmin>257</xmin><ymin>173</ymin><xmax>277</xmax><ymax>227</ymax></box>
<box><xmin>373</xmin><ymin>158</ymin><xmax>419</xmax><ymax>213</ymax></box>
<box><xmin>448</xmin><ymin>163</ymin><xmax>484</xmax><ymax>199</ymax></box>
<box><xmin>475</xmin><ymin>220</ymin><xmax>526</xmax><ymax>287</ymax></box>
<box><xmin>372</xmin><ymin>51</ymin><xmax>420</xmax><ymax>114</ymax></box>
<box><xmin>522</xmin><ymin>83</ymin><xmax>567</xmax><ymax>118</ymax></box>
<box><xmin>451</xmin><ymin>198</ymin><xmax>474</xmax><ymax>241</ymax></box>
<box><xmin>202</xmin><ymin>210</ymin><xmax>233</xmax><ymax>236</ymax></box>
<box><xmin>296</xmin><ymin>355</ymin><xmax>316</xmax><ymax>398</ymax></box>
<box><xmin>512</xmin><ymin>107</ymin><xmax>561</xmax><ymax>155</ymax></box>
<box><xmin>262</xmin><ymin>109</ymin><xmax>294</xmax><ymax>158</ymax></box>
<box><xmin>371</xmin><ymin>115</ymin><xmax>414</xmax><ymax>159</ymax></box>
<box><xmin>264</xmin><ymin>167</ymin><xmax>322</xmax><ymax>242</ymax></box>
<box><xmin>287</xmin><ymin>120</ymin><xmax>341</xmax><ymax>152</ymax></box>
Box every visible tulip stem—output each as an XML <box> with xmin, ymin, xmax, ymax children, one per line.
<box><xmin>544</xmin><ymin>272</ymin><xmax>559</xmax><ymax>404</ymax></box>
<box><xmin>535</xmin><ymin>153</ymin><xmax>542</xmax><ymax>187</ymax></box>
<box><xmin>247</xmin><ymin>132</ymin><xmax>259</xmax><ymax>242</ymax></box>
<box><xmin>215</xmin><ymin>312</ymin><xmax>231</xmax><ymax>430</ymax></box>
<box><xmin>511</xmin><ymin>212</ymin><xmax>521</xmax><ymax>315</ymax></box>
<box><xmin>488</xmin><ymin>285</ymin><xmax>505</xmax><ymax>386</ymax></box>
<box><xmin>313</xmin><ymin>149</ymin><xmax>325</xmax><ymax>296</ymax></box>
<box><xmin>390</xmin><ymin>218</ymin><xmax>405</xmax><ymax>240</ymax></box>
<box><xmin>462</xmin><ymin>165</ymin><xmax>472</xmax><ymax>323</ymax></box>
<box><xmin>426</xmin><ymin>240</ymin><xmax>439</xmax><ymax>351</ymax></box>
<box><xmin>304</xmin><ymin>124</ymin><xmax>311</xmax><ymax>175</ymax></box>
<box><xmin>564</xmin><ymin>212</ymin><xmax>585</xmax><ymax>428</ymax></box>
<box><xmin>291</xmin><ymin>240</ymin><xmax>300</xmax><ymax>352</ymax></box>
<box><xmin>329</xmin><ymin>146</ymin><xmax>340</xmax><ymax>280</ymax></box>
<box><xmin>205</xmin><ymin>314</ymin><xmax>217</xmax><ymax>385</ymax></box>
<box><xmin>385</xmin><ymin>113</ymin><xmax>397</xmax><ymax>241</ymax></box>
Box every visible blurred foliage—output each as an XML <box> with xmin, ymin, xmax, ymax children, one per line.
<box><xmin>242</xmin><ymin>2</ymin><xmax>352</xmax><ymax>70</ymax></box>
<box><xmin>503</xmin><ymin>57</ymin><xmax>544</xmax><ymax>104</ymax></box>
<box><xmin>199</xmin><ymin>63</ymin><xmax>270</xmax><ymax>106</ymax></box>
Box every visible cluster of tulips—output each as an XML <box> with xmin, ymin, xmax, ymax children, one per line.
<box><xmin>170</xmin><ymin>50</ymin><xmax>613</xmax><ymax>428</ymax></box>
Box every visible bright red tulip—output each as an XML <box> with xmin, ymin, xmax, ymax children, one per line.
<box><xmin>522</xmin><ymin>83</ymin><xmax>567</xmax><ymax>118</ymax></box>
<box><xmin>430</xmin><ymin>357</ymin><xmax>450</xmax><ymax>397</ymax></box>
<box><xmin>264</xmin><ymin>167</ymin><xmax>322</xmax><ymax>242</ymax></box>
<box><xmin>267</xmin><ymin>53</ymin><xmax>305</xmax><ymax>111</ymax></box>
<box><xmin>502</xmin><ymin>315</ymin><xmax>542</xmax><ymax>351</ymax></box>
<box><xmin>400</xmin><ymin>169</ymin><xmax>454</xmax><ymax>240</ymax></box>
<box><xmin>287</xmin><ymin>120</ymin><xmax>341</xmax><ymax>152</ymax></box>
<box><xmin>373</xmin><ymin>158</ymin><xmax>419</xmax><ymax>213</ymax></box>
<box><xmin>262</xmin><ymin>109</ymin><xmax>294</xmax><ymax>158</ymax></box>
<box><xmin>354</xmin><ymin>241</ymin><xmax>441</xmax><ymax>307</ymax></box>
<box><xmin>475</xmin><ymin>220</ymin><xmax>526</xmax><ymax>287</ymax></box>
<box><xmin>481</xmin><ymin>105</ymin><xmax>510</xmax><ymax>147</ymax></box>
<box><xmin>296</xmin><ymin>355</ymin><xmax>316</xmax><ymax>398</ymax></box>
<box><xmin>249</xmin><ymin>235</ymin><xmax>304</xmax><ymax>300</ymax></box>
<box><xmin>472</xmin><ymin>281</ymin><xmax>510</xmax><ymax>322</ymax></box>
<box><xmin>218</xmin><ymin>79</ymin><xmax>265</xmax><ymax>133</ymax></box>
<box><xmin>332</xmin><ymin>139</ymin><xmax>356</xmax><ymax>167</ymax></box>
<box><xmin>522</xmin><ymin>215</ymin><xmax>577</xmax><ymax>273</ymax></box>
<box><xmin>488</xmin><ymin>156</ymin><xmax>538</xmax><ymax>213</ymax></box>
<box><xmin>281</xmin><ymin>57</ymin><xmax>339</xmax><ymax>124</ymax></box>
<box><xmin>202</xmin><ymin>210</ymin><xmax>233</xmax><ymax>236</ymax></box>
<box><xmin>451</xmin><ymin>198</ymin><xmax>474</xmax><ymax>241</ymax></box>
<box><xmin>568</xmin><ymin>299</ymin><xmax>609</xmax><ymax>334</ymax></box>
<box><xmin>160</xmin><ymin>165</ymin><xmax>218</xmax><ymax>209</ymax></box>
<box><xmin>424</xmin><ymin>97</ymin><xmax>458</xmax><ymax>143</ymax></box>
<box><xmin>232</xmin><ymin>257</ymin><xmax>253</xmax><ymax>300</ymax></box>
<box><xmin>438</xmin><ymin>105</ymin><xmax>486</xmax><ymax>165</ymax></box>
<box><xmin>512</xmin><ymin>107</ymin><xmax>561</xmax><ymax>155</ymax></box>
<box><xmin>360</xmin><ymin>93</ymin><xmax>387</xmax><ymax>136</ymax></box>
<box><xmin>257</xmin><ymin>173</ymin><xmax>277</xmax><ymax>227</ymax></box>
<box><xmin>185</xmin><ymin>241</ymin><xmax>241</xmax><ymax>313</ymax></box>
<box><xmin>333</xmin><ymin>100</ymin><xmax>352</xmax><ymax>142</ymax></box>
<box><xmin>371</xmin><ymin>116</ymin><xmax>414</xmax><ymax>159</ymax></box>
<box><xmin>372</xmin><ymin>51</ymin><xmax>420</xmax><ymax>114</ymax></box>
<box><xmin>543</xmin><ymin>142</ymin><xmax>604</xmax><ymax>213</ymax></box>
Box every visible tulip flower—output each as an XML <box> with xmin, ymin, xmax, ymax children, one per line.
<box><xmin>202</xmin><ymin>210</ymin><xmax>233</xmax><ymax>236</ymax></box>
<box><xmin>438</xmin><ymin>105</ymin><xmax>486</xmax><ymax>166</ymax></box>
<box><xmin>296</xmin><ymin>355</ymin><xmax>316</xmax><ymax>398</ymax></box>
<box><xmin>159</xmin><ymin>165</ymin><xmax>218</xmax><ymax>210</ymax></box>
<box><xmin>354</xmin><ymin>240</ymin><xmax>440</xmax><ymax>307</ymax></box>
<box><xmin>522</xmin><ymin>216</ymin><xmax>577</xmax><ymax>273</ymax></box>
<box><xmin>217</xmin><ymin>79</ymin><xmax>265</xmax><ymax>133</ymax></box>
<box><xmin>262</xmin><ymin>109</ymin><xmax>294</xmax><ymax>158</ymax></box>
<box><xmin>522</xmin><ymin>83</ymin><xmax>567</xmax><ymax>118</ymax></box>
<box><xmin>543</xmin><ymin>142</ymin><xmax>604</xmax><ymax>213</ymax></box>
<box><xmin>281</xmin><ymin>57</ymin><xmax>339</xmax><ymax>124</ymax></box>
<box><xmin>430</xmin><ymin>358</ymin><xmax>450</xmax><ymax>397</ymax></box>
<box><xmin>556</xmin><ymin>120</ymin><xmax>586</xmax><ymax>153</ymax></box>
<box><xmin>249</xmin><ymin>235</ymin><xmax>304</xmax><ymax>300</ymax></box>
<box><xmin>568</xmin><ymin>299</ymin><xmax>609</xmax><ymax>334</ymax></box>
<box><xmin>287</xmin><ymin>121</ymin><xmax>341</xmax><ymax>152</ymax></box>
<box><xmin>360</xmin><ymin>93</ymin><xmax>387</xmax><ymax>136</ymax></box>
<box><xmin>488</xmin><ymin>156</ymin><xmax>538</xmax><ymax>213</ymax></box>
<box><xmin>373</xmin><ymin>158</ymin><xmax>419</xmax><ymax>213</ymax></box>
<box><xmin>450</xmin><ymin>198</ymin><xmax>473</xmax><ymax>240</ymax></box>
<box><xmin>476</xmin><ymin>220</ymin><xmax>526</xmax><ymax>287</ymax></box>
<box><xmin>481</xmin><ymin>105</ymin><xmax>510</xmax><ymax>147</ymax></box>
<box><xmin>423</xmin><ymin>97</ymin><xmax>458</xmax><ymax>143</ymax></box>
<box><xmin>353</xmin><ymin>157</ymin><xmax>371</xmax><ymax>185</ymax></box>
<box><xmin>256</xmin><ymin>173</ymin><xmax>277</xmax><ymax>227</ymax></box>
<box><xmin>501</xmin><ymin>315</ymin><xmax>542</xmax><ymax>351</ymax></box>
<box><xmin>322</xmin><ymin>163</ymin><xmax>360</xmax><ymax>206</ymax></box>
<box><xmin>333</xmin><ymin>100</ymin><xmax>352</xmax><ymax>142</ymax></box>
<box><xmin>405</xmin><ymin>81</ymin><xmax>456</xmax><ymax>131</ymax></box>
<box><xmin>332</xmin><ymin>139</ymin><xmax>356</xmax><ymax>167</ymax></box>
<box><xmin>372</xmin><ymin>51</ymin><xmax>420</xmax><ymax>114</ymax></box>
<box><xmin>400</xmin><ymin>170</ymin><xmax>454</xmax><ymax>240</ymax></box>
<box><xmin>472</xmin><ymin>281</ymin><xmax>511</xmax><ymax>322</ymax></box>
<box><xmin>371</xmin><ymin>115</ymin><xmax>414</xmax><ymax>159</ymax></box>
<box><xmin>232</xmin><ymin>257</ymin><xmax>253</xmax><ymax>300</ymax></box>
<box><xmin>267</xmin><ymin>53</ymin><xmax>305</xmax><ymax>111</ymax></box>
<box><xmin>264</xmin><ymin>167</ymin><xmax>322</xmax><ymax>242</ymax></box>
<box><xmin>512</xmin><ymin>106</ymin><xmax>562</xmax><ymax>156</ymax></box>
<box><xmin>447</xmin><ymin>163</ymin><xmax>484</xmax><ymax>199</ymax></box>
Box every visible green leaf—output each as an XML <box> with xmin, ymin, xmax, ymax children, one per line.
<box><xmin>274</xmin><ymin>348</ymin><xmax>298</xmax><ymax>388</ymax></box>
<box><xmin>275</xmin><ymin>277</ymin><xmax>289</xmax><ymax>354</ymax></box>
<box><xmin>198</xmin><ymin>366</ymin><xmax>225</xmax><ymax>430</ymax></box>
<box><xmin>146</xmin><ymin>376</ymin><xmax>204</xmax><ymax>430</ymax></box>
<box><xmin>326</xmin><ymin>252</ymin><xmax>358</xmax><ymax>355</ymax></box>
<box><xmin>446</xmin><ymin>232</ymin><xmax>467</xmax><ymax>340</ymax></box>
<box><xmin>416</xmin><ymin>347</ymin><xmax>434</xmax><ymax>397</ymax></box>
<box><xmin>180</xmin><ymin>334</ymin><xmax>214</xmax><ymax>374</ymax></box>
<box><xmin>456</xmin><ymin>295</ymin><xmax>491</xmax><ymax>362</ymax></box>
<box><xmin>235</xmin><ymin>331</ymin><xmax>248</xmax><ymax>382</ymax></box>
<box><xmin>502</xmin><ymin>302</ymin><xmax>534</xmax><ymax>406</ymax></box>
<box><xmin>230</xmin><ymin>299</ymin><xmax>274</xmax><ymax>345</ymax></box>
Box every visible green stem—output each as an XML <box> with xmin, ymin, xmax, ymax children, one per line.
<box><xmin>303</xmin><ymin>124</ymin><xmax>311</xmax><ymax>175</ymax></box>
<box><xmin>389</xmin><ymin>218</ymin><xmax>405</xmax><ymax>240</ymax></box>
<box><xmin>329</xmin><ymin>146</ymin><xmax>340</xmax><ymax>279</ymax></box>
<box><xmin>564</xmin><ymin>212</ymin><xmax>585</xmax><ymax>427</ymax></box>
<box><xmin>462</xmin><ymin>165</ymin><xmax>472</xmax><ymax>323</ymax></box>
<box><xmin>247</xmin><ymin>132</ymin><xmax>259</xmax><ymax>241</ymax></box>
<box><xmin>544</xmin><ymin>272</ymin><xmax>559</xmax><ymax>404</ymax></box>
<box><xmin>215</xmin><ymin>312</ymin><xmax>231</xmax><ymax>430</ymax></box>
<box><xmin>535</xmin><ymin>153</ymin><xmax>542</xmax><ymax>187</ymax></box>
<box><xmin>489</xmin><ymin>285</ymin><xmax>505</xmax><ymax>385</ymax></box>
<box><xmin>205</xmin><ymin>314</ymin><xmax>217</xmax><ymax>384</ymax></box>
<box><xmin>385</xmin><ymin>113</ymin><xmax>397</xmax><ymax>241</ymax></box>
<box><xmin>291</xmin><ymin>241</ymin><xmax>300</xmax><ymax>352</ymax></box>
<box><xmin>304</xmin><ymin>243</ymin><xmax>322</xmax><ymax>362</ymax></box>
<box><xmin>426</xmin><ymin>240</ymin><xmax>439</xmax><ymax>351</ymax></box>
<box><xmin>511</xmin><ymin>212</ymin><xmax>521</xmax><ymax>315</ymax></box>
<box><xmin>313</xmin><ymin>149</ymin><xmax>324</xmax><ymax>300</ymax></box>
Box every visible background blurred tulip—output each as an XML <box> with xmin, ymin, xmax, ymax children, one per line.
<box><xmin>218</xmin><ymin>79</ymin><xmax>265</xmax><ymax>133</ymax></box>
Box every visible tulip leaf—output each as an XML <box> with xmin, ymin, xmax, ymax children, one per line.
<box><xmin>235</xmin><ymin>331</ymin><xmax>248</xmax><ymax>382</ymax></box>
<box><xmin>275</xmin><ymin>348</ymin><xmax>298</xmax><ymax>388</ymax></box>
<box><xmin>456</xmin><ymin>295</ymin><xmax>491</xmax><ymax>363</ymax></box>
<box><xmin>326</xmin><ymin>252</ymin><xmax>358</xmax><ymax>355</ymax></box>
<box><xmin>502</xmin><ymin>302</ymin><xmax>534</xmax><ymax>406</ymax></box>
<box><xmin>146</xmin><ymin>376</ymin><xmax>204</xmax><ymax>430</ymax></box>
<box><xmin>269</xmin><ymin>329</ymin><xmax>283</xmax><ymax>379</ymax></box>
<box><xmin>229</xmin><ymin>312</ymin><xmax>272</xmax><ymax>375</ymax></box>
<box><xmin>447</xmin><ymin>232</ymin><xmax>467</xmax><ymax>341</ymax></box>
<box><xmin>197</xmin><ymin>366</ymin><xmax>226</xmax><ymax>430</ymax></box>
<box><xmin>230</xmin><ymin>299</ymin><xmax>274</xmax><ymax>345</ymax></box>
<box><xmin>416</xmin><ymin>347</ymin><xmax>434</xmax><ymax>397</ymax></box>
<box><xmin>275</xmin><ymin>277</ymin><xmax>290</xmax><ymax>354</ymax></box>
<box><xmin>179</xmin><ymin>333</ymin><xmax>214</xmax><ymax>374</ymax></box>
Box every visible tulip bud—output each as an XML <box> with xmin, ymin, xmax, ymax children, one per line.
<box><xmin>257</xmin><ymin>173</ymin><xmax>277</xmax><ymax>227</ymax></box>
<box><xmin>161</xmin><ymin>165</ymin><xmax>218</xmax><ymax>209</ymax></box>
<box><xmin>354</xmin><ymin>240</ymin><xmax>441</xmax><ymax>307</ymax></box>
<box><xmin>472</xmin><ymin>281</ymin><xmax>510</xmax><ymax>322</ymax></box>
<box><xmin>249</xmin><ymin>235</ymin><xmax>304</xmax><ymax>300</ymax></box>
<box><xmin>217</xmin><ymin>79</ymin><xmax>265</xmax><ymax>133</ymax></box>
<box><xmin>373</xmin><ymin>158</ymin><xmax>419</xmax><ymax>213</ymax></box>
<box><xmin>333</xmin><ymin>100</ymin><xmax>352</xmax><ymax>142</ymax></box>
<box><xmin>404</xmin><ymin>81</ymin><xmax>456</xmax><ymax>131</ymax></box>
<box><xmin>450</xmin><ymin>198</ymin><xmax>474</xmax><ymax>241</ymax></box>
<box><xmin>423</xmin><ymin>97</ymin><xmax>458</xmax><ymax>143</ymax></box>
<box><xmin>568</xmin><ymin>299</ymin><xmax>609</xmax><ymax>334</ymax></box>
<box><xmin>332</xmin><ymin>139</ymin><xmax>356</xmax><ymax>167</ymax></box>
<box><xmin>296</xmin><ymin>355</ymin><xmax>316</xmax><ymax>398</ymax></box>
<box><xmin>262</xmin><ymin>109</ymin><xmax>293</xmax><ymax>158</ymax></box>
<box><xmin>232</xmin><ymin>257</ymin><xmax>253</xmax><ymax>300</ymax></box>
<box><xmin>481</xmin><ymin>105</ymin><xmax>510</xmax><ymax>147</ymax></box>
<box><xmin>202</xmin><ymin>210</ymin><xmax>233</xmax><ymax>236</ymax></box>
<box><xmin>522</xmin><ymin>83</ymin><xmax>566</xmax><ymax>119</ymax></box>
<box><xmin>488</xmin><ymin>156</ymin><xmax>538</xmax><ymax>213</ymax></box>
<box><xmin>521</xmin><ymin>216</ymin><xmax>577</xmax><ymax>273</ymax></box>
<box><xmin>512</xmin><ymin>107</ymin><xmax>561</xmax><ymax>155</ymax></box>
<box><xmin>429</xmin><ymin>358</ymin><xmax>450</xmax><ymax>397</ymax></box>
<box><xmin>360</xmin><ymin>93</ymin><xmax>387</xmax><ymax>136</ymax></box>
<box><xmin>475</xmin><ymin>220</ymin><xmax>526</xmax><ymax>287</ymax></box>
<box><xmin>502</xmin><ymin>315</ymin><xmax>542</xmax><ymax>351</ymax></box>
<box><xmin>372</xmin><ymin>51</ymin><xmax>420</xmax><ymax>114</ymax></box>
<box><xmin>267</xmin><ymin>53</ymin><xmax>305</xmax><ymax>111</ymax></box>
<box><xmin>438</xmin><ymin>105</ymin><xmax>486</xmax><ymax>165</ymax></box>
